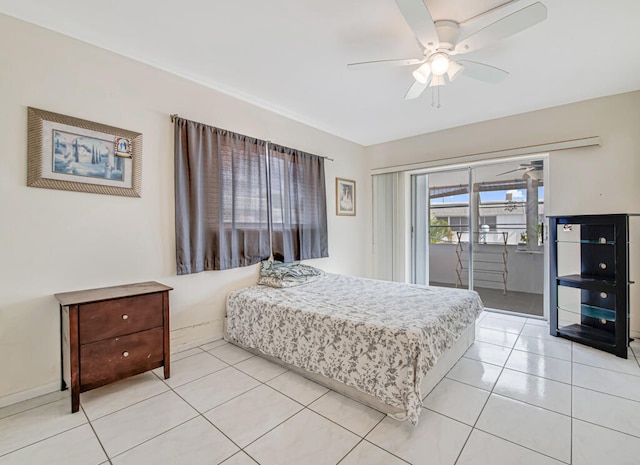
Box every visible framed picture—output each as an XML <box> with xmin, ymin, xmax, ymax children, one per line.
<box><xmin>336</xmin><ymin>178</ymin><xmax>356</xmax><ymax>216</ymax></box>
<box><xmin>27</xmin><ymin>107</ymin><xmax>142</xmax><ymax>197</ymax></box>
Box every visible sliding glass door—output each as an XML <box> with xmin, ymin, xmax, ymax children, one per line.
<box><xmin>412</xmin><ymin>158</ymin><xmax>546</xmax><ymax>317</ymax></box>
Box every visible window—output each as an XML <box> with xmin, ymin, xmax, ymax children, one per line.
<box><xmin>174</xmin><ymin>118</ymin><xmax>328</xmax><ymax>274</ymax></box>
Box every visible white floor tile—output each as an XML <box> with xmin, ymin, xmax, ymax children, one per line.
<box><xmin>209</xmin><ymin>344</ymin><xmax>254</xmax><ymax>365</ymax></box>
<box><xmin>200</xmin><ymin>339</ymin><xmax>228</xmax><ymax>351</ymax></box>
<box><xmin>174</xmin><ymin>366</ymin><xmax>260</xmax><ymax>413</ymax></box>
<box><xmin>573</xmin><ymin>363</ymin><xmax>640</xmax><ymax>403</ymax></box>
<box><xmin>0</xmin><ymin>390</ymin><xmax>69</xmax><ymax>421</ymax></box>
<box><xmin>572</xmin><ymin>419</ymin><xmax>640</xmax><ymax>465</ymax></box>
<box><xmin>505</xmin><ymin>350</ymin><xmax>572</xmax><ymax>384</ymax></box>
<box><xmin>572</xmin><ymin>344</ymin><xmax>640</xmax><ymax>376</ymax></box>
<box><xmin>457</xmin><ymin>429</ymin><xmax>563</xmax><ymax>465</ymax></box>
<box><xmin>0</xmin><ymin>424</ymin><xmax>106</xmax><ymax>465</ymax></box>
<box><xmin>423</xmin><ymin>378</ymin><xmax>490</xmax><ymax>426</ymax></box>
<box><xmin>464</xmin><ymin>341</ymin><xmax>512</xmax><ymax>366</ymax></box>
<box><xmin>205</xmin><ymin>385</ymin><xmax>302</xmax><ymax>447</ymax></box>
<box><xmin>514</xmin><ymin>335</ymin><xmax>572</xmax><ymax>361</ymax></box>
<box><xmin>475</xmin><ymin>327</ymin><xmax>518</xmax><ymax>348</ymax></box>
<box><xmin>221</xmin><ymin>451</ymin><xmax>259</xmax><ymax>465</ymax></box>
<box><xmin>476</xmin><ymin>394</ymin><xmax>571</xmax><ymax>463</ymax></box>
<box><xmin>366</xmin><ymin>409</ymin><xmax>471</xmax><ymax>465</ymax></box>
<box><xmin>111</xmin><ymin>416</ymin><xmax>238</xmax><ymax>465</ymax></box>
<box><xmin>526</xmin><ymin>318</ymin><xmax>548</xmax><ymax>327</ymax></box>
<box><xmin>171</xmin><ymin>347</ymin><xmax>204</xmax><ymax>362</ymax></box>
<box><xmin>153</xmin><ymin>352</ymin><xmax>228</xmax><ymax>388</ymax></box>
<box><xmin>478</xmin><ymin>315</ymin><xmax>525</xmax><ymax>334</ymax></box>
<box><xmin>309</xmin><ymin>391</ymin><xmax>384</xmax><ymax>437</ymax></box>
<box><xmin>81</xmin><ymin>372</ymin><xmax>169</xmax><ymax>421</ymax></box>
<box><xmin>484</xmin><ymin>312</ymin><xmax>529</xmax><ymax>323</ymax></box>
<box><xmin>266</xmin><ymin>371</ymin><xmax>329</xmax><ymax>405</ymax></box>
<box><xmin>91</xmin><ymin>391</ymin><xmax>197</xmax><ymax>458</ymax></box>
<box><xmin>245</xmin><ymin>409</ymin><xmax>359</xmax><ymax>465</ymax></box>
<box><xmin>520</xmin><ymin>324</ymin><xmax>570</xmax><ymax>344</ymax></box>
<box><xmin>235</xmin><ymin>356</ymin><xmax>287</xmax><ymax>382</ymax></box>
<box><xmin>494</xmin><ymin>369</ymin><xmax>571</xmax><ymax>415</ymax></box>
<box><xmin>0</xmin><ymin>398</ymin><xmax>87</xmax><ymax>457</ymax></box>
<box><xmin>446</xmin><ymin>357</ymin><xmax>502</xmax><ymax>391</ymax></box>
<box><xmin>573</xmin><ymin>386</ymin><xmax>640</xmax><ymax>438</ymax></box>
<box><xmin>339</xmin><ymin>440</ymin><xmax>407</xmax><ymax>465</ymax></box>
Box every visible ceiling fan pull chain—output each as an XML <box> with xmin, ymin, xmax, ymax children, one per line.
<box><xmin>437</xmin><ymin>84</ymin><xmax>441</xmax><ymax>108</ymax></box>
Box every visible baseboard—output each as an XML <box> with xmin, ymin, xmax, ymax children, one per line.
<box><xmin>0</xmin><ymin>381</ymin><xmax>60</xmax><ymax>409</ymax></box>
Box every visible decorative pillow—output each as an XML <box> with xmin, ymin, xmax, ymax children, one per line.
<box><xmin>257</xmin><ymin>260</ymin><xmax>325</xmax><ymax>288</ymax></box>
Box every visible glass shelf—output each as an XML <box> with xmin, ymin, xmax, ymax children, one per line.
<box><xmin>556</xmin><ymin>239</ymin><xmax>615</xmax><ymax>245</ymax></box>
<box><xmin>556</xmin><ymin>304</ymin><xmax>618</xmax><ymax>322</ymax></box>
<box><xmin>557</xmin><ymin>274</ymin><xmax>617</xmax><ymax>288</ymax></box>
<box><xmin>557</xmin><ymin>324</ymin><xmax>616</xmax><ymax>347</ymax></box>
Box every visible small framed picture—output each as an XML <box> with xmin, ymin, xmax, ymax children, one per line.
<box><xmin>336</xmin><ymin>178</ymin><xmax>356</xmax><ymax>216</ymax></box>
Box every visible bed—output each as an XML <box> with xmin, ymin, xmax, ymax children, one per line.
<box><xmin>224</xmin><ymin>268</ymin><xmax>483</xmax><ymax>424</ymax></box>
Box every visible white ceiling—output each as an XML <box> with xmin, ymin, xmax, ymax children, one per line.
<box><xmin>2</xmin><ymin>0</ymin><xmax>639</xmax><ymax>146</ymax></box>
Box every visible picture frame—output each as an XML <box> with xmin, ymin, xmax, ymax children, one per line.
<box><xmin>336</xmin><ymin>177</ymin><xmax>356</xmax><ymax>216</ymax></box>
<box><xmin>27</xmin><ymin>107</ymin><xmax>143</xmax><ymax>197</ymax></box>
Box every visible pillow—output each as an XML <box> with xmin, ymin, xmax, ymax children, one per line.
<box><xmin>257</xmin><ymin>260</ymin><xmax>325</xmax><ymax>288</ymax></box>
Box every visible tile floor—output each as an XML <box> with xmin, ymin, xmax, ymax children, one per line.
<box><xmin>1</xmin><ymin>311</ymin><xmax>640</xmax><ymax>464</ymax></box>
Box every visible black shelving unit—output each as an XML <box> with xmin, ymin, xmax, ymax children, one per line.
<box><xmin>549</xmin><ymin>214</ymin><xmax>630</xmax><ymax>358</ymax></box>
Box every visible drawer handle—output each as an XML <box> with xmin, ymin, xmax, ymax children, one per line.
<box><xmin>123</xmin><ymin>351</ymin><xmax>129</xmax><ymax>358</ymax></box>
<box><xmin>122</xmin><ymin>314</ymin><xmax>129</xmax><ymax>320</ymax></box>
<box><xmin>599</xmin><ymin>263</ymin><xmax>607</xmax><ymax>270</ymax></box>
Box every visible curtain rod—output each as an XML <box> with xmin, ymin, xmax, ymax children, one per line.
<box><xmin>170</xmin><ymin>113</ymin><xmax>334</xmax><ymax>161</ymax></box>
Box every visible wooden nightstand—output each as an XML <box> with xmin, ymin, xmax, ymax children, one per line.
<box><xmin>55</xmin><ymin>281</ymin><xmax>173</xmax><ymax>413</ymax></box>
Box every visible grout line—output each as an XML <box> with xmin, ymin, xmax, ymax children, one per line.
<box><xmin>0</xmin><ymin>423</ymin><xmax>88</xmax><ymax>459</ymax></box>
<box><xmin>0</xmin><ymin>392</ymin><xmax>70</xmax><ymax>422</ymax></box>
<box><xmin>571</xmin><ymin>417</ymin><xmax>640</xmax><ymax>441</ymax></box>
<box><xmin>472</xmin><ymin>426</ymin><xmax>572</xmax><ymax>464</ymax></box>
<box><xmin>334</xmin><ymin>438</ymin><xmax>365</xmax><ymax>465</ymax></box>
<box><xmin>570</xmin><ymin>341</ymin><xmax>574</xmax><ymax>465</ymax></box>
<box><xmin>571</xmin><ymin>359</ymin><xmax>640</xmax><ymax>378</ymax></box>
<box><xmin>106</xmin><ymin>415</ymin><xmax>201</xmax><ymax>460</ymax></box>
<box><xmin>453</xmin><ymin>319</ymin><xmax>524</xmax><ymax>465</ymax></box>
<box><xmin>81</xmin><ymin>405</ymin><xmax>111</xmax><ymax>462</ymax></box>
<box><xmin>87</xmin><ymin>386</ymin><xmax>171</xmax><ymax>421</ymax></box>
<box><xmin>360</xmin><ymin>438</ymin><xmax>412</xmax><ymax>464</ymax></box>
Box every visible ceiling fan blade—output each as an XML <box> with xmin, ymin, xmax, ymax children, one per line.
<box><xmin>454</xmin><ymin>2</ymin><xmax>547</xmax><ymax>54</ymax></box>
<box><xmin>347</xmin><ymin>57</ymin><xmax>424</xmax><ymax>70</ymax></box>
<box><xmin>458</xmin><ymin>60</ymin><xmax>509</xmax><ymax>83</ymax></box>
<box><xmin>404</xmin><ymin>77</ymin><xmax>430</xmax><ymax>100</ymax></box>
<box><xmin>395</xmin><ymin>0</ymin><xmax>439</xmax><ymax>50</ymax></box>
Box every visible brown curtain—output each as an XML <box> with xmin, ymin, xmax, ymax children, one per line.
<box><xmin>174</xmin><ymin>118</ymin><xmax>270</xmax><ymax>274</ymax></box>
<box><xmin>269</xmin><ymin>144</ymin><xmax>328</xmax><ymax>262</ymax></box>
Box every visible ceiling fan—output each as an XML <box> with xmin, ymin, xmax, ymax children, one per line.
<box><xmin>348</xmin><ymin>0</ymin><xmax>547</xmax><ymax>101</ymax></box>
<box><xmin>497</xmin><ymin>160</ymin><xmax>544</xmax><ymax>180</ymax></box>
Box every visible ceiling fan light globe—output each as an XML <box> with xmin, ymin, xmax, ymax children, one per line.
<box><xmin>447</xmin><ymin>60</ymin><xmax>464</xmax><ymax>81</ymax></box>
<box><xmin>412</xmin><ymin>63</ymin><xmax>431</xmax><ymax>84</ymax></box>
<box><xmin>430</xmin><ymin>54</ymin><xmax>450</xmax><ymax>76</ymax></box>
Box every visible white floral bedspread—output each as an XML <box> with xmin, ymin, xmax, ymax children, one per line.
<box><xmin>225</xmin><ymin>273</ymin><xmax>483</xmax><ymax>424</ymax></box>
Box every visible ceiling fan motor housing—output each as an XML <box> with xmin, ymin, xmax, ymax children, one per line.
<box><xmin>434</xmin><ymin>20</ymin><xmax>460</xmax><ymax>51</ymax></box>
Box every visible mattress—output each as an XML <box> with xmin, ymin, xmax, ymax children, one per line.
<box><xmin>225</xmin><ymin>273</ymin><xmax>483</xmax><ymax>424</ymax></box>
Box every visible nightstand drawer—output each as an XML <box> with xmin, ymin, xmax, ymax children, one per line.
<box><xmin>80</xmin><ymin>327</ymin><xmax>164</xmax><ymax>390</ymax></box>
<box><xmin>79</xmin><ymin>293</ymin><xmax>163</xmax><ymax>344</ymax></box>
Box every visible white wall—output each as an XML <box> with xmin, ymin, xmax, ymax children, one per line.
<box><xmin>366</xmin><ymin>91</ymin><xmax>640</xmax><ymax>337</ymax></box>
<box><xmin>0</xmin><ymin>14</ymin><xmax>372</xmax><ymax>403</ymax></box>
